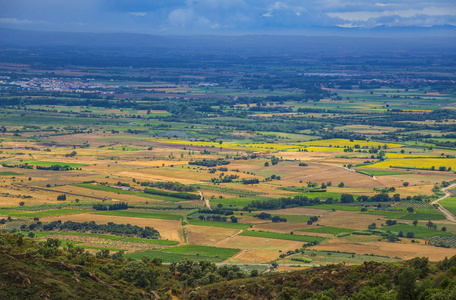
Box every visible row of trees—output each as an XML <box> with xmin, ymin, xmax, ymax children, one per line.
<box><xmin>198</xmin><ymin>208</ymin><xmax>234</xmax><ymax>216</ymax></box>
<box><xmin>255</xmin><ymin>212</ymin><xmax>287</xmax><ymax>222</ymax></box>
<box><xmin>140</xmin><ymin>181</ymin><xmax>197</xmax><ymax>192</ymax></box>
<box><xmin>245</xmin><ymin>195</ymin><xmax>322</xmax><ymax>211</ymax></box>
<box><xmin>93</xmin><ymin>202</ymin><xmax>128</xmax><ymax>211</ymax></box>
<box><xmin>189</xmin><ymin>158</ymin><xmax>230</xmax><ymax>167</ymax></box>
<box><xmin>197</xmin><ymin>215</ymin><xmax>238</xmax><ymax>223</ymax></box>
<box><xmin>22</xmin><ymin>220</ymin><xmax>160</xmax><ymax>239</ymax></box>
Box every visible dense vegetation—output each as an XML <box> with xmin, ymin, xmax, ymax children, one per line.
<box><xmin>2</xmin><ymin>233</ymin><xmax>456</xmax><ymax>299</ymax></box>
<box><xmin>245</xmin><ymin>195</ymin><xmax>322</xmax><ymax>210</ymax></box>
<box><xmin>189</xmin><ymin>159</ymin><xmax>230</xmax><ymax>167</ymax></box>
<box><xmin>20</xmin><ymin>221</ymin><xmax>160</xmax><ymax>239</ymax></box>
<box><xmin>140</xmin><ymin>181</ymin><xmax>197</xmax><ymax>192</ymax></box>
<box><xmin>93</xmin><ymin>202</ymin><xmax>129</xmax><ymax>211</ymax></box>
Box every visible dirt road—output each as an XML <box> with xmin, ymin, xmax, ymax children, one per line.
<box><xmin>431</xmin><ymin>183</ymin><xmax>456</xmax><ymax>223</ymax></box>
<box><xmin>200</xmin><ymin>190</ymin><xmax>211</xmax><ymax>210</ymax></box>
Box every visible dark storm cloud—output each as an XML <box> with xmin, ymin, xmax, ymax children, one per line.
<box><xmin>0</xmin><ymin>0</ymin><xmax>454</xmax><ymax>34</ymax></box>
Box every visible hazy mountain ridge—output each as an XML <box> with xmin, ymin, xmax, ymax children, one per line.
<box><xmin>1</xmin><ymin>27</ymin><xmax>455</xmax><ymax>55</ymax></box>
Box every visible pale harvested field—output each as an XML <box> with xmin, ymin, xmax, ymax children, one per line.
<box><xmin>311</xmin><ymin>239</ymin><xmax>456</xmax><ymax>261</ymax></box>
<box><xmin>117</xmin><ymin>160</ymin><xmax>190</xmax><ymax>167</ymax></box>
<box><xmin>0</xmin><ymin>184</ymin><xmax>74</xmax><ymax>206</ymax></box>
<box><xmin>238</xmin><ymin>217</ymin><xmax>270</xmax><ymax>224</ymax></box>
<box><xmin>374</xmin><ymin>171</ymin><xmax>456</xmax><ymax>190</ymax></box>
<box><xmin>243</xmin><ymin>161</ymin><xmax>384</xmax><ymax>188</ymax></box>
<box><xmin>40</xmin><ymin>233</ymin><xmax>164</xmax><ymax>253</ymax></box>
<box><xmin>40</xmin><ymin>213</ymin><xmax>183</xmax><ymax>242</ymax></box>
<box><xmin>275</xmin><ymin>266</ymin><xmax>308</xmax><ymax>272</ymax></box>
<box><xmin>251</xmin><ymin>223</ymin><xmax>334</xmax><ymax>238</ymax></box>
<box><xmin>57</xmin><ymin>185</ymin><xmax>161</xmax><ymax>204</ymax></box>
<box><xmin>317</xmin><ymin>158</ymin><xmax>375</xmax><ymax>166</ymax></box>
<box><xmin>187</xmin><ymin>225</ymin><xmax>240</xmax><ymax>246</ymax></box>
<box><xmin>265</xmin><ymin>207</ymin><xmax>333</xmax><ymax>216</ymax></box>
<box><xmin>317</xmin><ymin>211</ymin><xmax>385</xmax><ymax>230</ymax></box>
<box><xmin>395</xmin><ymin>184</ymin><xmax>436</xmax><ymax>197</ymax></box>
<box><xmin>273</xmin><ymin>151</ymin><xmax>336</xmax><ymax>161</ymax></box>
<box><xmin>216</xmin><ymin>235</ymin><xmax>303</xmax><ymax>264</ymax></box>
<box><xmin>115</xmin><ymin>170</ymin><xmax>204</xmax><ymax>185</ymax></box>
<box><xmin>252</xmin><ymin>222</ymin><xmax>310</xmax><ymax>233</ymax></box>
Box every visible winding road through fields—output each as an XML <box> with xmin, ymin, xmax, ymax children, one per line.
<box><xmin>200</xmin><ymin>190</ymin><xmax>211</xmax><ymax>210</ymax></box>
<box><xmin>431</xmin><ymin>183</ymin><xmax>456</xmax><ymax>223</ymax></box>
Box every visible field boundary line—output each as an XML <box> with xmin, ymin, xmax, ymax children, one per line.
<box><xmin>431</xmin><ymin>183</ymin><xmax>456</xmax><ymax>223</ymax></box>
<box><xmin>21</xmin><ymin>185</ymin><xmax>108</xmax><ymax>201</ymax></box>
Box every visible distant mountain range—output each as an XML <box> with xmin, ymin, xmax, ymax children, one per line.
<box><xmin>0</xmin><ymin>27</ymin><xmax>455</xmax><ymax>55</ymax></box>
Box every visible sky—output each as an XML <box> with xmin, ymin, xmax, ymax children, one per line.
<box><xmin>0</xmin><ymin>0</ymin><xmax>455</xmax><ymax>35</ymax></box>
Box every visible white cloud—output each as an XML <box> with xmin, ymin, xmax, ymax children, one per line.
<box><xmin>168</xmin><ymin>8</ymin><xmax>195</xmax><ymax>27</ymax></box>
<box><xmin>129</xmin><ymin>12</ymin><xmax>148</xmax><ymax>17</ymax></box>
<box><xmin>0</xmin><ymin>17</ymin><xmax>34</xmax><ymax>24</ymax></box>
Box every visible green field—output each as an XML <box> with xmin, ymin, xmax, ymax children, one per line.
<box><xmin>122</xmin><ymin>237</ymin><xmax>179</xmax><ymax>245</ymax></box>
<box><xmin>306</xmin><ymin>204</ymin><xmax>360</xmax><ymax>211</ymax></box>
<box><xmin>31</xmin><ymin>231</ymin><xmax>54</xmax><ymax>238</ymax></box>
<box><xmin>0</xmin><ymin>209</ymin><xmax>86</xmax><ymax>219</ymax></box>
<box><xmin>290</xmin><ymin>250</ymin><xmax>402</xmax><ymax>265</ymax></box>
<box><xmin>440</xmin><ymin>198</ymin><xmax>456</xmax><ymax>216</ymax></box>
<box><xmin>378</xmin><ymin>224</ymin><xmax>455</xmax><ymax>238</ymax></box>
<box><xmin>75</xmin><ymin>184</ymin><xmax>189</xmax><ymax>202</ymax></box>
<box><xmin>211</xmin><ymin>197</ymin><xmax>267</xmax><ymax>209</ymax></box>
<box><xmin>300</xmin><ymin>226</ymin><xmax>357</xmax><ymax>235</ymax></box>
<box><xmin>26</xmin><ymin>160</ymin><xmax>88</xmax><ymax>167</ymax></box>
<box><xmin>188</xmin><ymin>219</ymin><xmax>251</xmax><ymax>230</ymax></box>
<box><xmin>361</xmin><ymin>210</ymin><xmax>407</xmax><ymax>219</ymax></box>
<box><xmin>125</xmin><ymin>251</ymin><xmax>222</xmax><ymax>262</ymax></box>
<box><xmin>77</xmin><ymin>245</ymin><xmax>123</xmax><ymax>251</ymax></box>
<box><xmin>299</xmin><ymin>192</ymin><xmax>343</xmax><ymax>200</ymax></box>
<box><xmin>398</xmin><ymin>209</ymin><xmax>446</xmax><ymax>221</ymax></box>
<box><xmin>32</xmin><ymin>231</ymin><xmax>179</xmax><ymax>244</ymax></box>
<box><xmin>126</xmin><ymin>245</ymin><xmax>240</xmax><ymax>262</ymax></box>
<box><xmin>0</xmin><ymin>172</ymin><xmax>26</xmax><ymax>176</ymax></box>
<box><xmin>356</xmin><ymin>170</ymin><xmax>410</xmax><ymax>176</ymax></box>
<box><xmin>239</xmin><ymin>230</ymin><xmax>326</xmax><ymax>242</ymax></box>
<box><xmin>52</xmin><ymin>231</ymin><xmax>126</xmax><ymax>240</ymax></box>
<box><xmin>93</xmin><ymin>210</ymin><xmax>181</xmax><ymax>220</ymax></box>
<box><xmin>165</xmin><ymin>244</ymin><xmax>239</xmax><ymax>258</ymax></box>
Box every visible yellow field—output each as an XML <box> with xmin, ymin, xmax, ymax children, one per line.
<box><xmin>151</xmin><ymin>138</ymin><xmax>297</xmax><ymax>152</ymax></box>
<box><xmin>299</xmin><ymin>138</ymin><xmax>403</xmax><ymax>149</ymax></box>
<box><xmin>370</xmin><ymin>158</ymin><xmax>456</xmax><ymax>170</ymax></box>
<box><xmin>150</xmin><ymin>138</ymin><xmax>403</xmax><ymax>152</ymax></box>
<box><xmin>349</xmin><ymin>105</ymin><xmax>433</xmax><ymax>113</ymax></box>
<box><xmin>304</xmin><ymin>146</ymin><xmax>346</xmax><ymax>152</ymax></box>
<box><xmin>385</xmin><ymin>153</ymin><xmax>436</xmax><ymax>159</ymax></box>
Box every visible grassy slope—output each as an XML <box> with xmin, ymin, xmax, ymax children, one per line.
<box><xmin>0</xmin><ymin>236</ymin><xmax>153</xmax><ymax>300</ymax></box>
<box><xmin>377</xmin><ymin>224</ymin><xmax>455</xmax><ymax>238</ymax></box>
<box><xmin>240</xmin><ymin>230</ymin><xmax>326</xmax><ymax>242</ymax></box>
<box><xmin>1</xmin><ymin>233</ymin><xmax>456</xmax><ymax>300</ymax></box>
<box><xmin>126</xmin><ymin>245</ymin><xmax>240</xmax><ymax>262</ymax></box>
<box><xmin>300</xmin><ymin>226</ymin><xmax>357</xmax><ymax>235</ymax></box>
<box><xmin>440</xmin><ymin>197</ymin><xmax>456</xmax><ymax>215</ymax></box>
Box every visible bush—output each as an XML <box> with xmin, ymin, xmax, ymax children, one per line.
<box><xmin>57</xmin><ymin>194</ymin><xmax>67</xmax><ymax>201</ymax></box>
